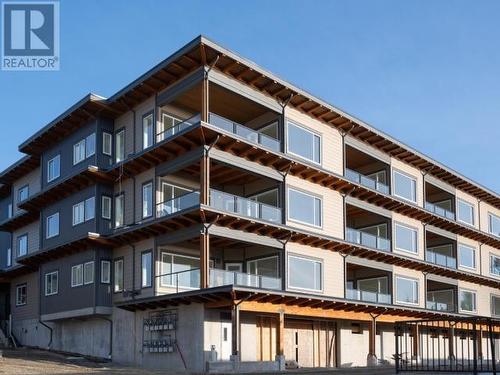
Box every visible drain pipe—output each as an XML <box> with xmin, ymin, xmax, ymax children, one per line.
<box><xmin>38</xmin><ymin>268</ymin><xmax>53</xmax><ymax>349</ymax></box>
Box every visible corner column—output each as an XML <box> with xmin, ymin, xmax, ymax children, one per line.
<box><xmin>202</xmin><ymin>68</ymin><xmax>209</xmax><ymax>123</ymax></box>
<box><xmin>276</xmin><ymin>310</ymin><xmax>286</xmax><ymax>370</ymax></box>
<box><xmin>200</xmin><ymin>230</ymin><xmax>210</xmax><ymax>288</ymax></box>
<box><xmin>367</xmin><ymin>315</ymin><xmax>378</xmax><ymax>366</ymax></box>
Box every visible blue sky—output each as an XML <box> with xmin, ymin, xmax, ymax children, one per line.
<box><xmin>0</xmin><ymin>0</ymin><xmax>499</xmax><ymax>192</ymax></box>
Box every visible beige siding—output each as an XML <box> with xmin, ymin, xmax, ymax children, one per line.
<box><xmin>284</xmin><ymin>106</ymin><xmax>343</xmax><ymax>175</ymax></box>
<box><xmin>10</xmin><ymin>272</ymin><xmax>39</xmax><ymax>320</ymax></box>
<box><xmin>12</xmin><ymin>167</ymin><xmax>41</xmax><ymax>216</ymax></box>
<box><xmin>391</xmin><ymin>158</ymin><xmax>423</xmax><ymax>207</ymax></box>
<box><xmin>286</xmin><ymin>175</ymin><xmax>343</xmax><ymax>238</ymax></box>
<box><xmin>456</xmin><ymin>234</ymin><xmax>480</xmax><ymax>274</ymax></box>
<box><xmin>455</xmin><ymin>189</ymin><xmax>479</xmax><ymax>229</ymax></box>
<box><xmin>479</xmin><ymin>200</ymin><xmax>500</xmax><ymax>234</ymax></box>
<box><xmin>286</xmin><ymin>242</ymin><xmax>344</xmax><ymax>298</ymax></box>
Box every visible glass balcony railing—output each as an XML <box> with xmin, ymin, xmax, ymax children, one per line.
<box><xmin>156</xmin><ymin>114</ymin><xmax>201</xmax><ymax>143</ymax></box>
<box><xmin>424</xmin><ymin>201</ymin><xmax>455</xmax><ymax>221</ymax></box>
<box><xmin>426</xmin><ymin>300</ymin><xmax>455</xmax><ymax>312</ymax></box>
<box><xmin>156</xmin><ymin>191</ymin><xmax>200</xmax><ymax>219</ymax></box>
<box><xmin>425</xmin><ymin>249</ymin><xmax>457</xmax><ymax>269</ymax></box>
<box><xmin>346</xmin><ymin>227</ymin><xmax>391</xmax><ymax>251</ymax></box>
<box><xmin>157</xmin><ymin>268</ymin><xmax>201</xmax><ymax>293</ymax></box>
<box><xmin>346</xmin><ymin>288</ymin><xmax>391</xmax><ymax>304</ymax></box>
<box><xmin>208</xmin><ymin>112</ymin><xmax>281</xmax><ymax>152</ymax></box>
<box><xmin>345</xmin><ymin>168</ymin><xmax>390</xmax><ymax>195</ymax></box>
<box><xmin>209</xmin><ymin>189</ymin><xmax>282</xmax><ymax>223</ymax></box>
<box><xmin>210</xmin><ymin>268</ymin><xmax>281</xmax><ymax>290</ymax></box>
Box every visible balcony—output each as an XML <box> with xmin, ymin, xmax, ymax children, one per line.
<box><xmin>156</xmin><ymin>191</ymin><xmax>200</xmax><ymax>219</ymax></box>
<box><xmin>424</xmin><ymin>182</ymin><xmax>455</xmax><ymax>220</ymax></box>
<box><xmin>425</xmin><ymin>248</ymin><xmax>457</xmax><ymax>269</ymax></box>
<box><xmin>346</xmin><ymin>288</ymin><xmax>391</xmax><ymax>304</ymax></box>
<box><xmin>425</xmin><ymin>201</ymin><xmax>455</xmax><ymax>221</ymax></box>
<box><xmin>346</xmin><ymin>227</ymin><xmax>390</xmax><ymax>251</ymax></box>
<box><xmin>345</xmin><ymin>168</ymin><xmax>390</xmax><ymax>195</ymax></box>
<box><xmin>208</xmin><ymin>112</ymin><xmax>280</xmax><ymax>152</ymax></box>
<box><xmin>426</xmin><ymin>282</ymin><xmax>456</xmax><ymax>312</ymax></box>
<box><xmin>209</xmin><ymin>189</ymin><xmax>282</xmax><ymax>224</ymax></box>
<box><xmin>425</xmin><ymin>231</ymin><xmax>457</xmax><ymax>269</ymax></box>
<box><xmin>156</xmin><ymin>113</ymin><xmax>201</xmax><ymax>143</ymax></box>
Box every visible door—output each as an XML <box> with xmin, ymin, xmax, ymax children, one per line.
<box><xmin>220</xmin><ymin>321</ymin><xmax>232</xmax><ymax>360</ymax></box>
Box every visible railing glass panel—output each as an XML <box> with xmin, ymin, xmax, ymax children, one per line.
<box><xmin>346</xmin><ymin>288</ymin><xmax>391</xmax><ymax>304</ymax></box>
<box><xmin>157</xmin><ymin>268</ymin><xmax>201</xmax><ymax>292</ymax></box>
<box><xmin>425</xmin><ymin>249</ymin><xmax>457</xmax><ymax>269</ymax></box>
<box><xmin>345</xmin><ymin>168</ymin><xmax>390</xmax><ymax>194</ymax></box>
<box><xmin>346</xmin><ymin>227</ymin><xmax>390</xmax><ymax>252</ymax></box>
<box><xmin>156</xmin><ymin>191</ymin><xmax>200</xmax><ymax>218</ymax></box>
<box><xmin>425</xmin><ymin>201</ymin><xmax>455</xmax><ymax>220</ymax></box>
<box><xmin>210</xmin><ymin>268</ymin><xmax>281</xmax><ymax>290</ymax></box>
<box><xmin>156</xmin><ymin>114</ymin><xmax>201</xmax><ymax>143</ymax></box>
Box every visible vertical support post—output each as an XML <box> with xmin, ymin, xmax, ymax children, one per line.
<box><xmin>412</xmin><ymin>324</ymin><xmax>420</xmax><ymax>360</ymax></box>
<box><xmin>201</xmin><ymin>68</ymin><xmax>209</xmax><ymax>123</ymax></box>
<box><xmin>200</xmin><ymin>153</ymin><xmax>210</xmax><ymax>206</ymax></box>
<box><xmin>395</xmin><ymin>323</ymin><xmax>400</xmax><ymax>374</ymax></box>
<box><xmin>449</xmin><ymin>325</ymin><xmax>455</xmax><ymax>360</ymax></box>
<box><xmin>277</xmin><ymin>310</ymin><xmax>284</xmax><ymax>356</ymax></box>
<box><xmin>477</xmin><ymin>326</ymin><xmax>483</xmax><ymax>360</ymax></box>
<box><xmin>473</xmin><ymin>321</ymin><xmax>478</xmax><ymax>375</ymax></box>
<box><xmin>367</xmin><ymin>315</ymin><xmax>378</xmax><ymax>366</ymax></box>
<box><xmin>488</xmin><ymin>320</ymin><xmax>497</xmax><ymax>375</ymax></box>
<box><xmin>200</xmin><ymin>230</ymin><xmax>210</xmax><ymax>288</ymax></box>
<box><xmin>231</xmin><ymin>302</ymin><xmax>240</xmax><ymax>358</ymax></box>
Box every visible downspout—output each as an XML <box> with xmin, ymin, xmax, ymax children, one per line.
<box><xmin>38</xmin><ymin>268</ymin><xmax>53</xmax><ymax>349</ymax></box>
<box><xmin>279</xmin><ymin>94</ymin><xmax>294</xmax><ymax>154</ymax></box>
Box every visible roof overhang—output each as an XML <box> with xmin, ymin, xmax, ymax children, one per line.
<box><xmin>0</xmin><ymin>155</ymin><xmax>39</xmax><ymax>184</ymax></box>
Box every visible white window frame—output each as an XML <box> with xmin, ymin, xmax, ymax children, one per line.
<box><xmin>392</xmin><ymin>169</ymin><xmax>417</xmax><ymax>203</ymax></box>
<box><xmin>71</xmin><ymin>264</ymin><xmax>83</xmax><ymax>287</ymax></box>
<box><xmin>17</xmin><ymin>234</ymin><xmax>27</xmax><ymax>257</ymax></box>
<box><xmin>85</xmin><ymin>133</ymin><xmax>96</xmax><ymax>158</ymax></box>
<box><xmin>246</xmin><ymin>255</ymin><xmax>279</xmax><ymax>277</ymax></box>
<box><xmin>46</xmin><ymin>212</ymin><xmax>59</xmax><ymax>239</ymax></box>
<box><xmin>287</xmin><ymin>188</ymin><xmax>323</xmax><ymax>228</ymax></box>
<box><xmin>488</xmin><ymin>213</ymin><xmax>500</xmax><ymax>237</ymax></box>
<box><xmin>84</xmin><ymin>197</ymin><xmax>95</xmax><ymax>221</ymax></box>
<box><xmin>143</xmin><ymin>113</ymin><xmax>154</xmax><ymax>149</ymax></box>
<box><xmin>286</xmin><ymin>121</ymin><xmax>322</xmax><ymax>164</ymax></box>
<box><xmin>101</xmin><ymin>196</ymin><xmax>112</xmax><ymax>219</ymax></box>
<box><xmin>160</xmin><ymin>252</ymin><xmax>200</xmax><ymax>288</ymax></box>
<box><xmin>141</xmin><ymin>251</ymin><xmax>152</xmax><ymax>288</ymax></box>
<box><xmin>115</xmin><ymin>129</ymin><xmax>125</xmax><ymax>163</ymax></box>
<box><xmin>101</xmin><ymin>260</ymin><xmax>111</xmax><ymax>284</ymax></box>
<box><xmin>458</xmin><ymin>243</ymin><xmax>476</xmax><ymax>270</ymax></box>
<box><xmin>18</xmin><ymin>185</ymin><xmax>29</xmax><ymax>203</ymax></box>
<box><xmin>287</xmin><ymin>254</ymin><xmax>323</xmax><ymax>292</ymax></box>
<box><xmin>115</xmin><ymin>194</ymin><xmax>125</xmax><ymax>228</ymax></box>
<box><xmin>395</xmin><ymin>275</ymin><xmax>419</xmax><ymax>306</ymax></box>
<box><xmin>6</xmin><ymin>248</ymin><xmax>11</xmax><ymax>267</ymax></box>
<box><xmin>394</xmin><ymin>222</ymin><xmax>419</xmax><ymax>254</ymax></box>
<box><xmin>73</xmin><ymin>139</ymin><xmax>86</xmax><ymax>165</ymax></box>
<box><xmin>491</xmin><ymin>295</ymin><xmax>500</xmax><ymax>317</ymax></box>
<box><xmin>457</xmin><ymin>199</ymin><xmax>475</xmax><ymax>226</ymax></box>
<box><xmin>72</xmin><ymin>201</ymin><xmax>85</xmax><ymax>226</ymax></box>
<box><xmin>459</xmin><ymin>288</ymin><xmax>477</xmax><ymax>313</ymax></box>
<box><xmin>47</xmin><ymin>154</ymin><xmax>60</xmax><ymax>183</ymax></box>
<box><xmin>102</xmin><ymin>132</ymin><xmax>113</xmax><ymax>156</ymax></box>
<box><xmin>84</xmin><ymin>261</ymin><xmax>94</xmax><ymax>285</ymax></box>
<box><xmin>15</xmin><ymin>284</ymin><xmax>27</xmax><ymax>306</ymax></box>
<box><xmin>45</xmin><ymin>271</ymin><xmax>58</xmax><ymax>296</ymax></box>
<box><xmin>490</xmin><ymin>253</ymin><xmax>500</xmax><ymax>277</ymax></box>
<box><xmin>114</xmin><ymin>259</ymin><xmax>124</xmax><ymax>292</ymax></box>
<box><xmin>142</xmin><ymin>182</ymin><xmax>153</xmax><ymax>218</ymax></box>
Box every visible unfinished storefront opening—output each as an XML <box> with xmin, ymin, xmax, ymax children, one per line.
<box><xmin>395</xmin><ymin>318</ymin><xmax>500</xmax><ymax>374</ymax></box>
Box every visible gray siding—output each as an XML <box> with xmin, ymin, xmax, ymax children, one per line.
<box><xmin>10</xmin><ymin>272</ymin><xmax>39</xmax><ymax>321</ymax></box>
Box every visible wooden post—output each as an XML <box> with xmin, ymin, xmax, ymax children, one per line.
<box><xmin>231</xmin><ymin>303</ymin><xmax>240</xmax><ymax>358</ymax></box>
<box><xmin>201</xmin><ymin>69</ymin><xmax>209</xmax><ymax>123</ymax></box>
<box><xmin>449</xmin><ymin>326</ymin><xmax>455</xmax><ymax>360</ymax></box>
<box><xmin>412</xmin><ymin>324</ymin><xmax>420</xmax><ymax>359</ymax></box>
<box><xmin>200</xmin><ymin>231</ymin><xmax>210</xmax><ymax>288</ymax></box>
<box><xmin>200</xmin><ymin>153</ymin><xmax>210</xmax><ymax>205</ymax></box>
<box><xmin>277</xmin><ymin>310</ymin><xmax>284</xmax><ymax>356</ymax></box>
<box><xmin>477</xmin><ymin>326</ymin><xmax>483</xmax><ymax>359</ymax></box>
<box><xmin>367</xmin><ymin>316</ymin><xmax>377</xmax><ymax>365</ymax></box>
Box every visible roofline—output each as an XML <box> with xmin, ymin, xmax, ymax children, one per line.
<box><xmin>198</xmin><ymin>35</ymin><xmax>500</xmax><ymax>199</ymax></box>
<box><xmin>0</xmin><ymin>154</ymin><xmax>32</xmax><ymax>179</ymax></box>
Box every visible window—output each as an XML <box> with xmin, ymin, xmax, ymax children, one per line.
<box><xmin>160</xmin><ymin>252</ymin><xmax>200</xmax><ymax>288</ymax></box>
<box><xmin>247</xmin><ymin>256</ymin><xmax>279</xmax><ymax>279</ymax></box>
<box><xmin>489</xmin><ymin>213</ymin><xmax>500</xmax><ymax>237</ymax></box>
<box><xmin>84</xmin><ymin>197</ymin><xmax>95</xmax><ymax>221</ymax></box>
<box><xmin>457</xmin><ymin>199</ymin><xmax>474</xmax><ymax>225</ymax></box>
<box><xmin>84</xmin><ymin>261</ymin><xmax>94</xmax><ymax>284</ymax></box>
<box><xmin>394</xmin><ymin>223</ymin><xmax>418</xmax><ymax>254</ymax></box>
<box><xmin>458</xmin><ymin>244</ymin><xmax>476</xmax><ymax>270</ymax></box>
<box><xmin>288</xmin><ymin>255</ymin><xmax>322</xmax><ymax>291</ymax></box>
<box><xmin>492</xmin><ymin>295</ymin><xmax>500</xmax><ymax>317</ymax></box>
<box><xmin>71</xmin><ymin>264</ymin><xmax>83</xmax><ymax>287</ymax></box>
<box><xmin>18</xmin><ymin>185</ymin><xmax>29</xmax><ymax>203</ymax></box>
<box><xmin>102</xmin><ymin>132</ymin><xmax>112</xmax><ymax>156</ymax></box>
<box><xmin>114</xmin><ymin>259</ymin><xmax>124</xmax><ymax>292</ymax></box>
<box><xmin>47</xmin><ymin>155</ymin><xmax>60</xmax><ymax>182</ymax></box>
<box><xmin>46</xmin><ymin>213</ymin><xmax>59</xmax><ymax>239</ymax></box>
<box><xmin>395</xmin><ymin>276</ymin><xmax>419</xmax><ymax>305</ymax></box>
<box><xmin>73</xmin><ymin>139</ymin><xmax>86</xmax><ymax>164</ymax></box>
<box><xmin>45</xmin><ymin>271</ymin><xmax>58</xmax><ymax>296</ymax></box>
<box><xmin>393</xmin><ymin>170</ymin><xmax>417</xmax><ymax>202</ymax></box>
<box><xmin>17</xmin><ymin>234</ymin><xmax>27</xmax><ymax>257</ymax></box>
<box><xmin>15</xmin><ymin>284</ymin><xmax>26</xmax><ymax>306</ymax></box>
<box><xmin>101</xmin><ymin>260</ymin><xmax>111</xmax><ymax>284</ymax></box>
<box><xmin>141</xmin><ymin>251</ymin><xmax>152</xmax><ymax>288</ymax></box>
<box><xmin>72</xmin><ymin>201</ymin><xmax>85</xmax><ymax>225</ymax></box>
<box><xmin>115</xmin><ymin>194</ymin><xmax>124</xmax><ymax>228</ymax></box>
<box><xmin>142</xmin><ymin>182</ymin><xmax>153</xmax><ymax>218</ymax></box>
<box><xmin>459</xmin><ymin>289</ymin><xmax>477</xmax><ymax>313</ymax></box>
<box><xmin>159</xmin><ymin>113</ymin><xmax>182</xmax><ymax>140</ymax></box>
<box><xmin>7</xmin><ymin>203</ymin><xmax>12</xmax><ymax>218</ymax></box>
<box><xmin>143</xmin><ymin>113</ymin><xmax>154</xmax><ymax>149</ymax></box>
<box><xmin>85</xmin><ymin>133</ymin><xmax>96</xmax><ymax>157</ymax></box>
<box><xmin>6</xmin><ymin>248</ymin><xmax>11</xmax><ymax>267</ymax></box>
<box><xmin>490</xmin><ymin>254</ymin><xmax>500</xmax><ymax>276</ymax></box>
<box><xmin>286</xmin><ymin>122</ymin><xmax>321</xmax><ymax>164</ymax></box>
<box><xmin>115</xmin><ymin>130</ymin><xmax>125</xmax><ymax>163</ymax></box>
<box><xmin>102</xmin><ymin>196</ymin><xmax>112</xmax><ymax>219</ymax></box>
<box><xmin>287</xmin><ymin>188</ymin><xmax>322</xmax><ymax>227</ymax></box>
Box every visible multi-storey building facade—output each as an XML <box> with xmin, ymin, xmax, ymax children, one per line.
<box><xmin>0</xmin><ymin>36</ymin><xmax>499</xmax><ymax>372</ymax></box>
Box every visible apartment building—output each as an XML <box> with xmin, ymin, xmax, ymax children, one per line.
<box><xmin>0</xmin><ymin>35</ymin><xmax>499</xmax><ymax>372</ymax></box>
